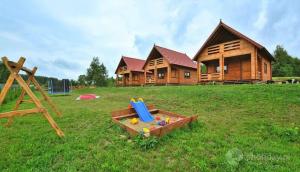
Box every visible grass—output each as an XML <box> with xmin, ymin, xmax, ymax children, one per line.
<box><xmin>0</xmin><ymin>85</ymin><xmax>299</xmax><ymax>171</ymax></box>
<box><xmin>272</xmin><ymin>77</ymin><xmax>300</xmax><ymax>81</ymax></box>
<box><xmin>0</xmin><ymin>87</ymin><xmax>21</xmax><ymax>104</ymax></box>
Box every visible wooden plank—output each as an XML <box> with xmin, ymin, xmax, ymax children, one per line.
<box><xmin>14</xmin><ymin>67</ymin><xmax>36</xmax><ymax>110</ymax></box>
<box><xmin>41</xmin><ymin>110</ymin><xmax>64</xmax><ymax>137</ymax></box>
<box><xmin>0</xmin><ymin>74</ymin><xmax>15</xmax><ymax>104</ymax></box>
<box><xmin>0</xmin><ymin>108</ymin><xmax>41</xmax><ymax>118</ymax></box>
<box><xmin>1</xmin><ymin>57</ymin><xmax>64</xmax><ymax>137</ymax></box>
<box><xmin>32</xmin><ymin>77</ymin><xmax>62</xmax><ymax>117</ymax></box>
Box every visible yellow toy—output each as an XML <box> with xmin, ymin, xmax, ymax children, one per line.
<box><xmin>143</xmin><ymin>128</ymin><xmax>150</xmax><ymax>133</ymax></box>
<box><xmin>166</xmin><ymin>117</ymin><xmax>170</xmax><ymax>124</ymax></box>
<box><xmin>130</xmin><ymin>118</ymin><xmax>139</xmax><ymax>124</ymax></box>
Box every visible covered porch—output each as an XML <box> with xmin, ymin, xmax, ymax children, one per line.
<box><xmin>199</xmin><ymin>53</ymin><xmax>263</xmax><ymax>82</ymax></box>
<box><xmin>116</xmin><ymin>72</ymin><xmax>143</xmax><ymax>86</ymax></box>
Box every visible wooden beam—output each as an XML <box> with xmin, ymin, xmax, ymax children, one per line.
<box><xmin>41</xmin><ymin>110</ymin><xmax>64</xmax><ymax>137</ymax></box>
<box><xmin>0</xmin><ymin>57</ymin><xmax>64</xmax><ymax>137</ymax></box>
<box><xmin>154</xmin><ymin>67</ymin><xmax>157</xmax><ymax>84</ymax></box>
<box><xmin>198</xmin><ymin>61</ymin><xmax>202</xmax><ymax>82</ymax></box>
<box><xmin>251</xmin><ymin>48</ymin><xmax>257</xmax><ymax>80</ymax></box>
<box><xmin>129</xmin><ymin>72</ymin><xmax>133</xmax><ymax>86</ymax></box>
<box><xmin>0</xmin><ymin>108</ymin><xmax>42</xmax><ymax>118</ymax></box>
<box><xmin>219</xmin><ymin>55</ymin><xmax>224</xmax><ymax>80</ymax></box>
<box><xmin>0</xmin><ymin>74</ymin><xmax>15</xmax><ymax>105</ymax></box>
<box><xmin>32</xmin><ymin>77</ymin><xmax>62</xmax><ymax>117</ymax></box>
<box><xmin>167</xmin><ymin>65</ymin><xmax>171</xmax><ymax>84</ymax></box>
<box><xmin>14</xmin><ymin>67</ymin><xmax>37</xmax><ymax>110</ymax></box>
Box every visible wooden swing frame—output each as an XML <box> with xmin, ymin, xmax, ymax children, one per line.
<box><xmin>0</xmin><ymin>57</ymin><xmax>64</xmax><ymax>137</ymax></box>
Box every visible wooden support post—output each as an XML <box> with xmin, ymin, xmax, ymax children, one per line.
<box><xmin>251</xmin><ymin>48</ymin><xmax>257</xmax><ymax>80</ymax></box>
<box><xmin>144</xmin><ymin>70</ymin><xmax>147</xmax><ymax>85</ymax></box>
<box><xmin>0</xmin><ymin>57</ymin><xmax>25</xmax><ymax>104</ymax></box>
<box><xmin>14</xmin><ymin>67</ymin><xmax>37</xmax><ymax>110</ymax></box>
<box><xmin>32</xmin><ymin>77</ymin><xmax>62</xmax><ymax>117</ymax></box>
<box><xmin>269</xmin><ymin>61</ymin><xmax>272</xmax><ymax>80</ymax></box>
<box><xmin>0</xmin><ymin>75</ymin><xmax>15</xmax><ymax>104</ymax></box>
<box><xmin>219</xmin><ymin>55</ymin><xmax>224</xmax><ymax>80</ymax></box>
<box><xmin>129</xmin><ymin>72</ymin><xmax>132</xmax><ymax>86</ymax></box>
<box><xmin>198</xmin><ymin>61</ymin><xmax>202</xmax><ymax>82</ymax></box>
<box><xmin>154</xmin><ymin>67</ymin><xmax>157</xmax><ymax>84</ymax></box>
<box><xmin>167</xmin><ymin>66</ymin><xmax>171</xmax><ymax>84</ymax></box>
<box><xmin>115</xmin><ymin>74</ymin><xmax>118</xmax><ymax>86</ymax></box>
<box><xmin>0</xmin><ymin>57</ymin><xmax>64</xmax><ymax>137</ymax></box>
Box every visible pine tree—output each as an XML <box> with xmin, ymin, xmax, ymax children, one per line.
<box><xmin>86</xmin><ymin>57</ymin><xmax>108</xmax><ymax>86</ymax></box>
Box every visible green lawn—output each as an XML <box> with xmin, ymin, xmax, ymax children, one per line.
<box><xmin>0</xmin><ymin>85</ymin><xmax>299</xmax><ymax>171</ymax></box>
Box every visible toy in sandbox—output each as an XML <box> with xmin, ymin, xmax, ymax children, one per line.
<box><xmin>111</xmin><ymin>98</ymin><xmax>197</xmax><ymax>137</ymax></box>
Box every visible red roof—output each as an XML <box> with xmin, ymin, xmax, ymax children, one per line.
<box><xmin>193</xmin><ymin>21</ymin><xmax>274</xmax><ymax>61</ymax></box>
<box><xmin>115</xmin><ymin>56</ymin><xmax>145</xmax><ymax>74</ymax></box>
<box><xmin>144</xmin><ymin>45</ymin><xmax>197</xmax><ymax>69</ymax></box>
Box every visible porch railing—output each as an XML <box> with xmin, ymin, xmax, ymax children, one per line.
<box><xmin>201</xmin><ymin>73</ymin><xmax>220</xmax><ymax>81</ymax></box>
<box><xmin>146</xmin><ymin>78</ymin><xmax>155</xmax><ymax>83</ymax></box>
<box><xmin>149</xmin><ymin>58</ymin><xmax>164</xmax><ymax>66</ymax></box>
<box><xmin>207</xmin><ymin>40</ymin><xmax>241</xmax><ymax>55</ymax></box>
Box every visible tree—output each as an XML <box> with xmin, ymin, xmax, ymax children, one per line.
<box><xmin>0</xmin><ymin>62</ymin><xmax>9</xmax><ymax>83</ymax></box>
<box><xmin>86</xmin><ymin>57</ymin><xmax>108</xmax><ymax>86</ymax></box>
<box><xmin>78</xmin><ymin>75</ymin><xmax>87</xmax><ymax>86</ymax></box>
<box><xmin>272</xmin><ymin>45</ymin><xmax>300</xmax><ymax>77</ymax></box>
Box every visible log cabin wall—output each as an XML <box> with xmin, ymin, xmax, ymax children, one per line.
<box><xmin>177</xmin><ymin>66</ymin><xmax>197</xmax><ymax>84</ymax></box>
<box><xmin>116</xmin><ymin>69</ymin><xmax>145</xmax><ymax>86</ymax></box>
<box><xmin>131</xmin><ymin>72</ymin><xmax>145</xmax><ymax>86</ymax></box>
<box><xmin>144</xmin><ymin>58</ymin><xmax>197</xmax><ymax>85</ymax></box>
<box><xmin>194</xmin><ymin>22</ymin><xmax>274</xmax><ymax>83</ymax></box>
<box><xmin>224</xmin><ymin>55</ymin><xmax>251</xmax><ymax>80</ymax></box>
<box><xmin>260</xmin><ymin>55</ymin><xmax>272</xmax><ymax>81</ymax></box>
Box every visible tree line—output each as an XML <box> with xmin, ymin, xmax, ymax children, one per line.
<box><xmin>0</xmin><ymin>62</ymin><xmax>59</xmax><ymax>86</ymax></box>
<box><xmin>1</xmin><ymin>46</ymin><xmax>299</xmax><ymax>86</ymax></box>
<box><xmin>0</xmin><ymin>57</ymin><xmax>114</xmax><ymax>87</ymax></box>
<box><xmin>272</xmin><ymin>45</ymin><xmax>300</xmax><ymax>77</ymax></box>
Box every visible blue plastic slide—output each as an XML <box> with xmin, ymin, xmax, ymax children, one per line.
<box><xmin>130</xmin><ymin>100</ymin><xmax>154</xmax><ymax>122</ymax></box>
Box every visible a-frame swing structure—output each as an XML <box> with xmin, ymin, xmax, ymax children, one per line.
<box><xmin>0</xmin><ymin>57</ymin><xmax>64</xmax><ymax>137</ymax></box>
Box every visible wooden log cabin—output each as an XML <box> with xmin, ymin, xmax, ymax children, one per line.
<box><xmin>193</xmin><ymin>21</ymin><xmax>274</xmax><ymax>83</ymax></box>
<box><xmin>115</xmin><ymin>56</ymin><xmax>145</xmax><ymax>86</ymax></box>
<box><xmin>143</xmin><ymin>45</ymin><xmax>197</xmax><ymax>85</ymax></box>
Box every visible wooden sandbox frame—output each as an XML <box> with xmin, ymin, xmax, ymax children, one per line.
<box><xmin>111</xmin><ymin>105</ymin><xmax>197</xmax><ymax>137</ymax></box>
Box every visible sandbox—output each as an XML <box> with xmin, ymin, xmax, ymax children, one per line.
<box><xmin>111</xmin><ymin>105</ymin><xmax>197</xmax><ymax>137</ymax></box>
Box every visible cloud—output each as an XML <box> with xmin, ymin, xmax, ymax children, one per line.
<box><xmin>0</xmin><ymin>0</ymin><xmax>299</xmax><ymax>80</ymax></box>
<box><xmin>254</xmin><ymin>1</ymin><xmax>268</xmax><ymax>30</ymax></box>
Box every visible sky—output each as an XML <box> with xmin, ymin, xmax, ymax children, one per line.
<box><xmin>0</xmin><ymin>0</ymin><xmax>299</xmax><ymax>79</ymax></box>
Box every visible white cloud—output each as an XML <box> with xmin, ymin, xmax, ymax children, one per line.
<box><xmin>254</xmin><ymin>1</ymin><xmax>268</xmax><ymax>30</ymax></box>
<box><xmin>1</xmin><ymin>0</ymin><xmax>299</xmax><ymax>80</ymax></box>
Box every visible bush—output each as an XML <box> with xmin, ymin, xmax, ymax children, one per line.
<box><xmin>133</xmin><ymin>134</ymin><xmax>159</xmax><ymax>150</ymax></box>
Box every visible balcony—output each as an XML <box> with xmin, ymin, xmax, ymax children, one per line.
<box><xmin>207</xmin><ymin>40</ymin><xmax>241</xmax><ymax>56</ymax></box>
<box><xmin>148</xmin><ymin>58</ymin><xmax>165</xmax><ymax>68</ymax></box>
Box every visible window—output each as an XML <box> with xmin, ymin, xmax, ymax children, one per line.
<box><xmin>216</xmin><ymin>66</ymin><xmax>220</xmax><ymax>73</ymax></box>
<box><xmin>264</xmin><ymin>63</ymin><xmax>267</xmax><ymax>74</ymax></box>
<box><xmin>224</xmin><ymin>65</ymin><xmax>228</xmax><ymax>73</ymax></box>
<box><xmin>184</xmin><ymin>71</ymin><xmax>190</xmax><ymax>79</ymax></box>
<box><xmin>216</xmin><ymin>65</ymin><xmax>228</xmax><ymax>73</ymax></box>
<box><xmin>158</xmin><ymin>72</ymin><xmax>165</xmax><ymax>79</ymax></box>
